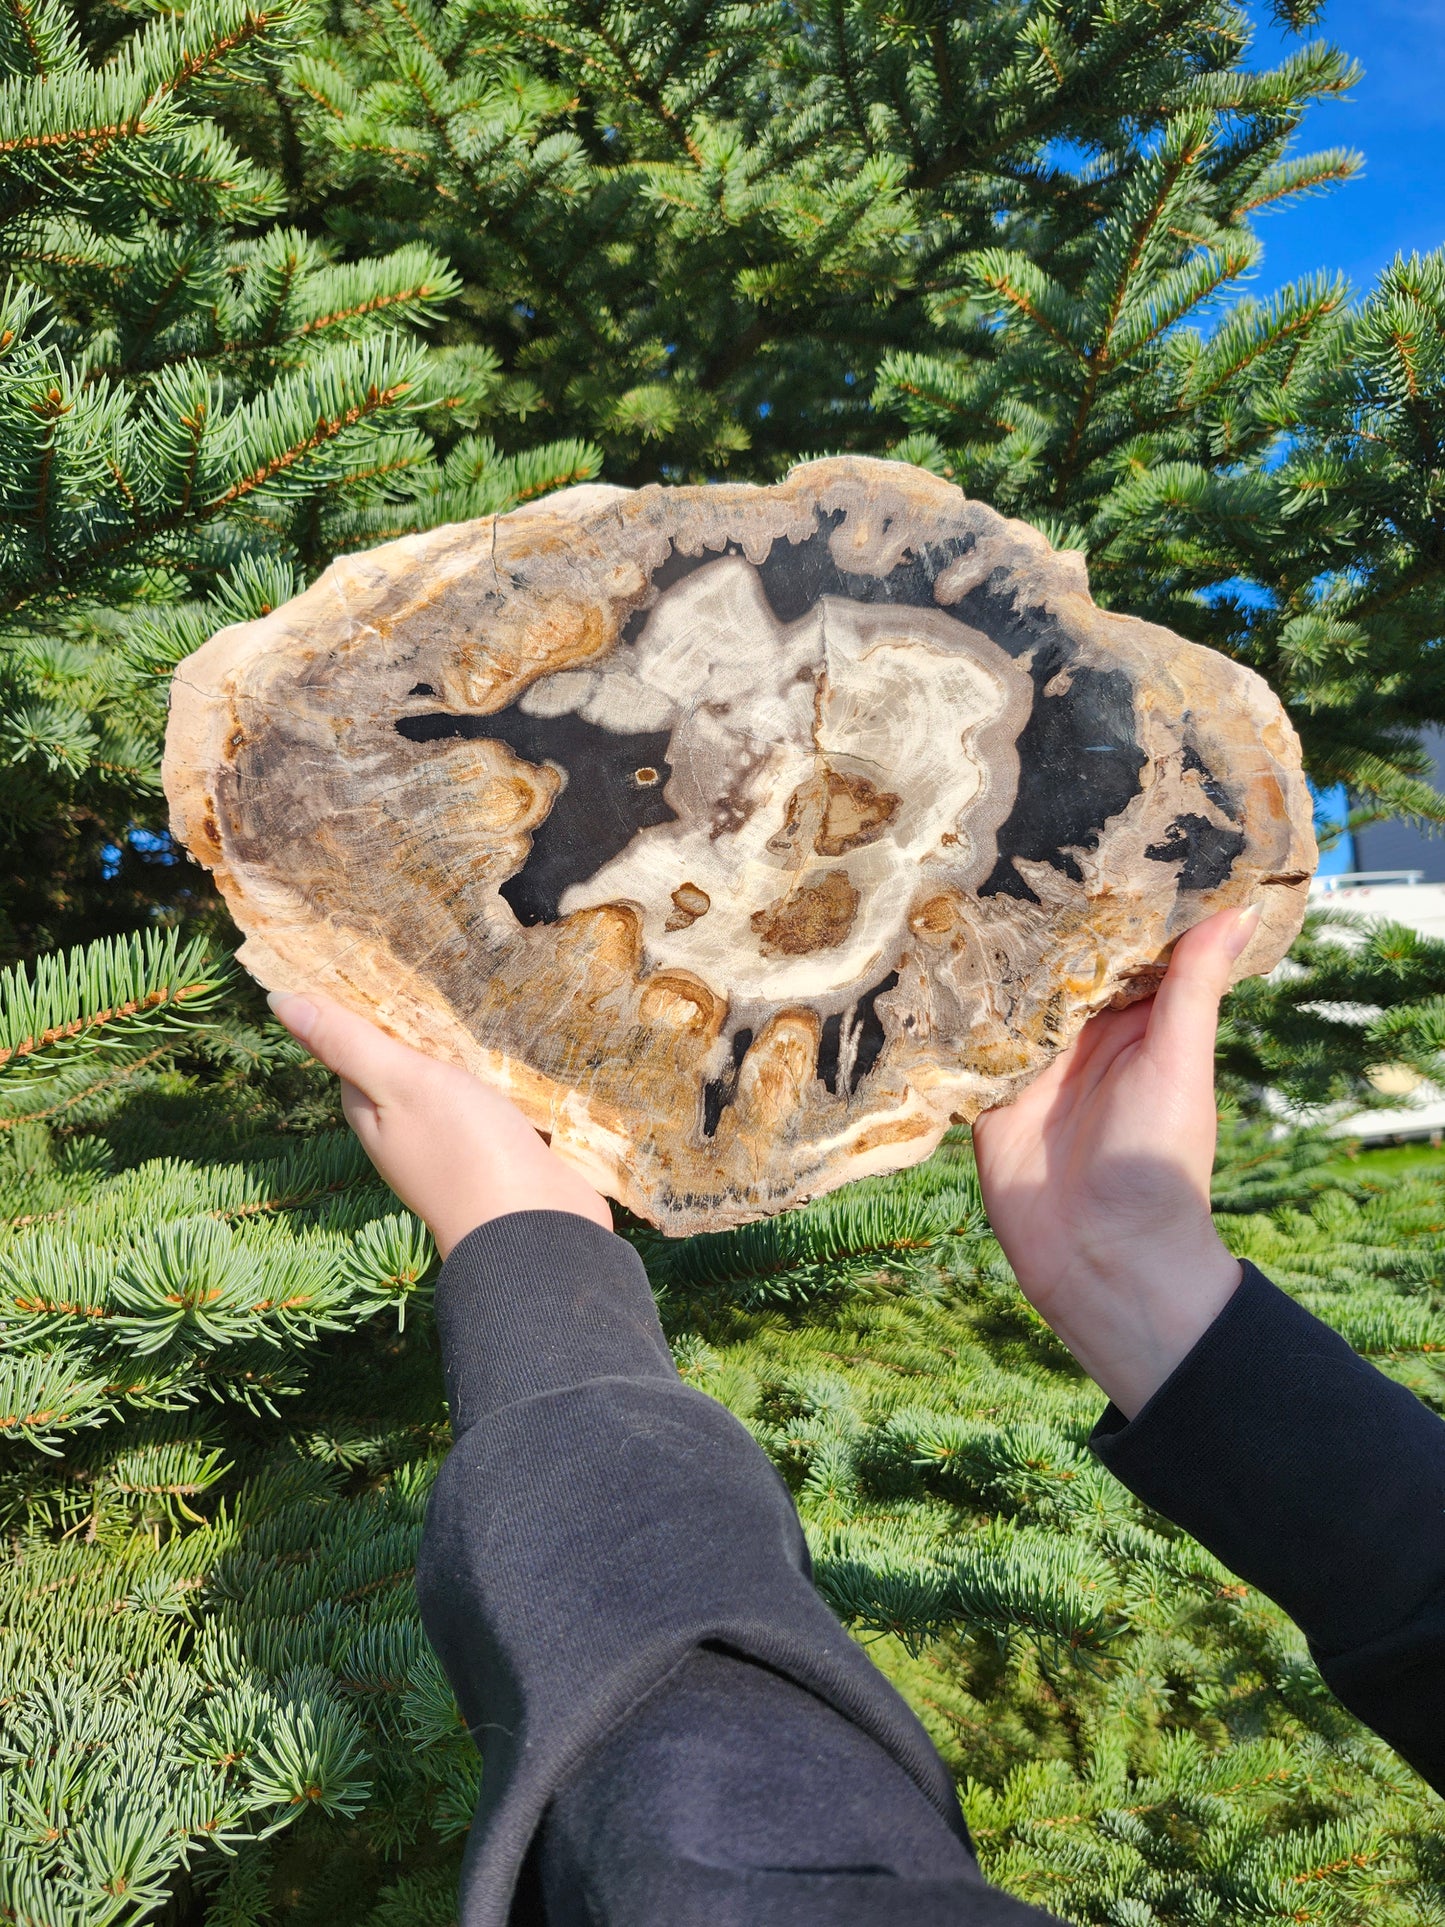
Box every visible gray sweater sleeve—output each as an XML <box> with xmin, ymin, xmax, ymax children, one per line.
<box><xmin>416</xmin><ymin>1210</ymin><xmax>1057</xmax><ymax>1927</ymax></box>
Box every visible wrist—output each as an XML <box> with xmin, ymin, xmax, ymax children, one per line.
<box><xmin>429</xmin><ymin>1183</ymin><xmax>613</xmax><ymax>1260</ymax></box>
<box><xmin>1022</xmin><ymin>1233</ymin><xmax>1243</xmax><ymax>1420</ymax></box>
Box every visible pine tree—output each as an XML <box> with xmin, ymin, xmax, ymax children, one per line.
<box><xmin>4</xmin><ymin>0</ymin><xmax>1445</xmax><ymax>1921</ymax></box>
<box><xmin>0</xmin><ymin>0</ymin><xmax>599</xmax><ymax>955</ymax></box>
<box><xmin>267</xmin><ymin>0</ymin><xmax>1363</xmax><ymax>483</ymax></box>
<box><xmin>266</xmin><ymin>0</ymin><xmax>1443</xmax><ymax>833</ymax></box>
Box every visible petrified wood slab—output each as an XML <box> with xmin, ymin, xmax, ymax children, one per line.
<box><xmin>164</xmin><ymin>458</ymin><xmax>1315</xmax><ymax>1233</ymax></box>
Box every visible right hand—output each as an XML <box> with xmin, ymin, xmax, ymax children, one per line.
<box><xmin>971</xmin><ymin>905</ymin><xmax>1258</xmax><ymax>1417</ymax></box>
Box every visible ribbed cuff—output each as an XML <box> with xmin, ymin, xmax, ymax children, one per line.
<box><xmin>1090</xmin><ymin>1262</ymin><xmax>1445</xmax><ymax>1655</ymax></box>
<box><xmin>434</xmin><ymin>1210</ymin><xmax>676</xmax><ymax>1435</ymax></box>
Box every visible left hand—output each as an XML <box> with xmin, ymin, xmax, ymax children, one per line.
<box><xmin>268</xmin><ymin>992</ymin><xmax>613</xmax><ymax>1257</ymax></box>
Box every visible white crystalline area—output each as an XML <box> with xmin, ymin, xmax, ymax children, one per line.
<box><xmin>523</xmin><ymin>556</ymin><xmax>1031</xmax><ymax>1002</ymax></box>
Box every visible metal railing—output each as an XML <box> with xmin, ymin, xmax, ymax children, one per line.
<box><xmin>1311</xmin><ymin>870</ymin><xmax>1426</xmax><ymax>892</ymax></box>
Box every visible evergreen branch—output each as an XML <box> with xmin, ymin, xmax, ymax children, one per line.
<box><xmin>964</xmin><ymin>251</ymin><xmax>1083</xmax><ymax>357</ymax></box>
<box><xmin>202</xmin><ymin>350</ymin><xmax>423</xmax><ymax>510</ymax></box>
<box><xmin>0</xmin><ymin>930</ymin><xmax>229</xmax><ymax>1082</ymax></box>
<box><xmin>1237</xmin><ymin>146</ymin><xmax>1360</xmax><ymax>215</ymax></box>
<box><xmin>1052</xmin><ymin>127</ymin><xmax>1204</xmax><ymax>501</ymax></box>
<box><xmin>0</xmin><ymin>1040</ymin><xmax>175</xmax><ymax>1143</ymax></box>
<box><xmin>0</xmin><ymin>1349</ymin><xmax>113</xmax><ymax>1448</ymax></box>
<box><xmin>640</xmin><ymin>1164</ymin><xmax>982</xmax><ymax>1298</ymax></box>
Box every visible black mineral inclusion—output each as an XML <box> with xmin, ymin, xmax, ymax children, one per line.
<box><xmin>396</xmin><ymin>704</ymin><xmax>676</xmax><ymax>927</ymax></box>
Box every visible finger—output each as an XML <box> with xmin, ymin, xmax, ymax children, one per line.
<box><xmin>268</xmin><ymin>990</ymin><xmax>431</xmax><ymax>1103</ymax></box>
<box><xmin>1028</xmin><ymin>1003</ymin><xmax>1153</xmax><ymax>1116</ymax></box>
<box><xmin>974</xmin><ymin>1000</ymin><xmax>1148</xmax><ymax>1142</ymax></box>
<box><xmin>1144</xmin><ymin>902</ymin><xmax>1261</xmax><ymax>1074</ymax></box>
<box><xmin>1047</xmin><ymin>1006</ymin><xmax>1153</xmax><ymax>1123</ymax></box>
<box><xmin>339</xmin><ymin>1077</ymin><xmax>380</xmax><ymax>1138</ymax></box>
<box><xmin>1063</xmin><ymin>998</ymin><xmax>1153</xmax><ymax>1080</ymax></box>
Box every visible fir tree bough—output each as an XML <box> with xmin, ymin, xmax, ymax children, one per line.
<box><xmin>3</xmin><ymin>0</ymin><xmax>1445</xmax><ymax>1918</ymax></box>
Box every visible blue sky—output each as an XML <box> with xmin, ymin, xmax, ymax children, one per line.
<box><xmin>1245</xmin><ymin>0</ymin><xmax>1445</xmax><ymax>304</ymax></box>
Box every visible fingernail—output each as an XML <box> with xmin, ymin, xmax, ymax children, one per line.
<box><xmin>1225</xmin><ymin>901</ymin><xmax>1263</xmax><ymax>959</ymax></box>
<box><xmin>267</xmin><ymin>990</ymin><xmax>317</xmax><ymax>1038</ymax></box>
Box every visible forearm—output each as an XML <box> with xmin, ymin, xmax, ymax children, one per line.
<box><xmin>1090</xmin><ymin>1262</ymin><xmax>1445</xmax><ymax>1793</ymax></box>
<box><xmin>417</xmin><ymin>1211</ymin><xmax>989</xmax><ymax>1924</ymax></box>
<box><xmin>429</xmin><ymin>1208</ymin><xmax>677</xmax><ymax>1425</ymax></box>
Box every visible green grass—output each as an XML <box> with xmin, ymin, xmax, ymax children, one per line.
<box><xmin>1326</xmin><ymin>1138</ymin><xmax>1445</xmax><ymax>1185</ymax></box>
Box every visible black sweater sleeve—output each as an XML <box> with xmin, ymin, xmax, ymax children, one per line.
<box><xmin>1091</xmin><ymin>1261</ymin><xmax>1445</xmax><ymax>1793</ymax></box>
<box><xmin>415</xmin><ymin>1210</ymin><xmax>1058</xmax><ymax>1927</ymax></box>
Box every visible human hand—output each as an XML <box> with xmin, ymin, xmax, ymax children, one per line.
<box><xmin>971</xmin><ymin>904</ymin><xmax>1261</xmax><ymax>1418</ymax></box>
<box><xmin>267</xmin><ymin>992</ymin><xmax>612</xmax><ymax>1257</ymax></box>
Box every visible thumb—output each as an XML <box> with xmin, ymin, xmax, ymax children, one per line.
<box><xmin>1143</xmin><ymin>901</ymin><xmax>1260</xmax><ymax>1072</ymax></box>
<box><xmin>268</xmin><ymin>991</ymin><xmax>430</xmax><ymax>1103</ymax></box>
